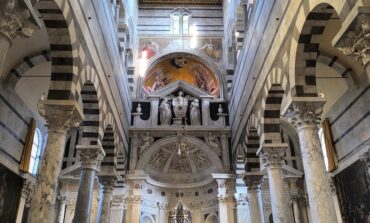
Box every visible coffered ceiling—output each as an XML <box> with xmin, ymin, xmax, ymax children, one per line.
<box><xmin>138</xmin><ymin>0</ymin><xmax>222</xmax><ymax>6</ymax></box>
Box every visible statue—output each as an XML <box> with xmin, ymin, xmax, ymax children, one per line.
<box><xmin>159</xmin><ymin>98</ymin><xmax>171</xmax><ymax>125</ymax></box>
<box><xmin>206</xmin><ymin>132</ymin><xmax>221</xmax><ymax>156</ymax></box>
<box><xmin>140</xmin><ymin>132</ymin><xmax>154</xmax><ymax>156</ymax></box>
<box><xmin>172</xmin><ymin>91</ymin><xmax>188</xmax><ymax>119</ymax></box>
<box><xmin>190</xmin><ymin>99</ymin><xmax>201</xmax><ymax>125</ymax></box>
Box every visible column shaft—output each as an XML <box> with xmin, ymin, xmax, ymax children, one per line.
<box><xmin>297</xmin><ymin>125</ymin><xmax>337</xmax><ymax>222</ymax></box>
<box><xmin>29</xmin><ymin>130</ymin><xmax>68</xmax><ymax>222</ymax></box>
<box><xmin>56</xmin><ymin>196</ymin><xmax>67</xmax><ymax>223</ymax></box>
<box><xmin>0</xmin><ymin>35</ymin><xmax>11</xmax><ymax>78</ymax></box>
<box><xmin>258</xmin><ymin>146</ymin><xmax>289</xmax><ymax>223</ymax></box>
<box><xmin>267</xmin><ymin>167</ymin><xmax>288</xmax><ymax>222</ymax></box>
<box><xmin>73</xmin><ymin>169</ymin><xmax>96</xmax><ymax>223</ymax></box>
<box><xmin>292</xmin><ymin>198</ymin><xmax>301</xmax><ymax>223</ymax></box>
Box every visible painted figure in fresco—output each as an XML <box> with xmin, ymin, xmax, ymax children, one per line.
<box><xmin>159</xmin><ymin>98</ymin><xmax>172</xmax><ymax>125</ymax></box>
<box><xmin>139</xmin><ymin>40</ymin><xmax>159</xmax><ymax>59</ymax></box>
<box><xmin>148</xmin><ymin>69</ymin><xmax>169</xmax><ymax>92</ymax></box>
<box><xmin>190</xmin><ymin>99</ymin><xmax>201</xmax><ymax>125</ymax></box>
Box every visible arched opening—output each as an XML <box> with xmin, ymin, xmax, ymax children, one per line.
<box><xmin>80</xmin><ymin>81</ymin><xmax>100</xmax><ymax>145</ymax></box>
<box><xmin>35</xmin><ymin>0</ymin><xmax>79</xmax><ymax>100</ymax></box>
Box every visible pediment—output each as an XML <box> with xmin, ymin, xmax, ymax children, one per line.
<box><xmin>148</xmin><ymin>80</ymin><xmax>214</xmax><ymax>99</ymax></box>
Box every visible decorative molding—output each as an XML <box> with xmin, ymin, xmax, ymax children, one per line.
<box><xmin>242</xmin><ymin>172</ymin><xmax>264</xmax><ymax>192</ymax></box>
<box><xmin>334</xmin><ymin>12</ymin><xmax>370</xmax><ymax>66</ymax></box>
<box><xmin>0</xmin><ymin>0</ymin><xmax>38</xmax><ymax>42</ymax></box>
<box><xmin>76</xmin><ymin>145</ymin><xmax>105</xmax><ymax>171</ymax></box>
<box><xmin>138</xmin><ymin>0</ymin><xmax>222</xmax><ymax>6</ymax></box>
<box><xmin>283</xmin><ymin>97</ymin><xmax>326</xmax><ymax>130</ymax></box>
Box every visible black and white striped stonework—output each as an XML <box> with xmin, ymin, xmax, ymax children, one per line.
<box><xmin>115</xmin><ymin>153</ymin><xmax>126</xmax><ymax>188</ymax></box>
<box><xmin>37</xmin><ymin>0</ymin><xmax>78</xmax><ymax>100</ymax></box>
<box><xmin>101</xmin><ymin>125</ymin><xmax>115</xmax><ymax>167</ymax></box>
<box><xmin>293</xmin><ymin>4</ymin><xmax>335</xmax><ymax>97</ymax></box>
<box><xmin>80</xmin><ymin>82</ymin><xmax>100</xmax><ymax>145</ymax></box>
<box><xmin>262</xmin><ymin>84</ymin><xmax>284</xmax><ymax>144</ymax></box>
<box><xmin>8</xmin><ymin>50</ymin><xmax>51</xmax><ymax>81</ymax></box>
<box><xmin>235</xmin><ymin>144</ymin><xmax>246</xmax><ymax>187</ymax></box>
<box><xmin>245</xmin><ymin>128</ymin><xmax>260</xmax><ymax>172</ymax></box>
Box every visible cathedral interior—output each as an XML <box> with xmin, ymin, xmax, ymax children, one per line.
<box><xmin>0</xmin><ymin>0</ymin><xmax>369</xmax><ymax>223</ymax></box>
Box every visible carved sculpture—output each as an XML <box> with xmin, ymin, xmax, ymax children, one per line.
<box><xmin>172</xmin><ymin>91</ymin><xmax>188</xmax><ymax>119</ymax></box>
<box><xmin>190</xmin><ymin>99</ymin><xmax>201</xmax><ymax>125</ymax></box>
<box><xmin>159</xmin><ymin>98</ymin><xmax>172</xmax><ymax>125</ymax></box>
<box><xmin>0</xmin><ymin>0</ymin><xmax>37</xmax><ymax>40</ymax></box>
<box><xmin>336</xmin><ymin>14</ymin><xmax>370</xmax><ymax>65</ymax></box>
<box><xmin>206</xmin><ymin>132</ymin><xmax>221</xmax><ymax>156</ymax></box>
<box><xmin>140</xmin><ymin>132</ymin><xmax>154</xmax><ymax>156</ymax></box>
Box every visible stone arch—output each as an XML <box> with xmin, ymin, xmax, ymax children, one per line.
<box><xmin>244</xmin><ymin>125</ymin><xmax>260</xmax><ymax>172</ymax></box>
<box><xmin>136</xmin><ymin>136</ymin><xmax>224</xmax><ymax>187</ymax></box>
<box><xmin>140</xmin><ymin>50</ymin><xmax>226</xmax><ymax>99</ymax></box>
<box><xmin>317</xmin><ymin>52</ymin><xmax>357</xmax><ymax>88</ymax></box>
<box><xmin>257</xmin><ymin>68</ymin><xmax>289</xmax><ymax>144</ymax></box>
<box><xmin>101</xmin><ymin>124</ymin><xmax>115</xmax><ymax>167</ymax></box>
<box><xmin>141</xmin><ymin>214</ymin><xmax>155</xmax><ymax>223</ymax></box>
<box><xmin>288</xmin><ymin>0</ymin><xmax>353</xmax><ymax>97</ymax></box>
<box><xmin>36</xmin><ymin>0</ymin><xmax>79</xmax><ymax>100</ymax></box>
<box><xmin>77</xmin><ymin>66</ymin><xmax>106</xmax><ymax>144</ymax></box>
<box><xmin>205</xmin><ymin>214</ymin><xmax>219</xmax><ymax>223</ymax></box>
<box><xmin>7</xmin><ymin>50</ymin><xmax>51</xmax><ymax>87</ymax></box>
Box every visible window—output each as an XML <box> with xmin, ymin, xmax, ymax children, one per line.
<box><xmin>173</xmin><ymin>14</ymin><xmax>180</xmax><ymax>34</ymax></box>
<box><xmin>182</xmin><ymin>14</ymin><xmax>189</xmax><ymax>34</ymax></box>
<box><xmin>29</xmin><ymin>128</ymin><xmax>43</xmax><ymax>175</ymax></box>
<box><xmin>171</xmin><ymin>9</ymin><xmax>191</xmax><ymax>35</ymax></box>
<box><xmin>318</xmin><ymin>127</ymin><xmax>329</xmax><ymax>171</ymax></box>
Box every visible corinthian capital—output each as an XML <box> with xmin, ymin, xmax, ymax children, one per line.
<box><xmin>258</xmin><ymin>144</ymin><xmax>288</xmax><ymax>169</ymax></box>
<box><xmin>283</xmin><ymin>97</ymin><xmax>325</xmax><ymax>129</ymax></box>
<box><xmin>98</xmin><ymin>175</ymin><xmax>117</xmax><ymax>193</ymax></box>
<box><xmin>76</xmin><ymin>145</ymin><xmax>105</xmax><ymax>171</ymax></box>
<box><xmin>242</xmin><ymin>172</ymin><xmax>264</xmax><ymax>192</ymax></box>
<box><xmin>333</xmin><ymin>11</ymin><xmax>370</xmax><ymax>66</ymax></box>
<box><xmin>0</xmin><ymin>0</ymin><xmax>38</xmax><ymax>41</ymax></box>
<box><xmin>38</xmin><ymin>99</ymin><xmax>84</xmax><ymax>132</ymax></box>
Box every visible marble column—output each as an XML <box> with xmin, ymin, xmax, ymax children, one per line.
<box><xmin>221</xmin><ymin>134</ymin><xmax>230</xmax><ymax>170</ymax></box>
<box><xmin>243</xmin><ymin>172</ymin><xmax>264</xmax><ymax>223</ymax></box>
<box><xmin>290</xmin><ymin>194</ymin><xmax>301</xmax><ymax>223</ymax></box>
<box><xmin>129</xmin><ymin>134</ymin><xmax>139</xmax><ymax>172</ymax></box>
<box><xmin>29</xmin><ymin>100</ymin><xmax>83</xmax><ymax>223</ymax></box>
<box><xmin>285</xmin><ymin>99</ymin><xmax>337</xmax><ymax>223</ymax></box>
<box><xmin>96</xmin><ymin>176</ymin><xmax>116</xmax><ymax>223</ymax></box>
<box><xmin>0</xmin><ymin>0</ymin><xmax>38</xmax><ymax>79</ymax></box>
<box><xmin>16</xmin><ymin>178</ymin><xmax>34</xmax><ymax>223</ymax></box>
<box><xmin>236</xmin><ymin>193</ymin><xmax>250</xmax><ymax>223</ymax></box>
<box><xmin>125</xmin><ymin>178</ymin><xmax>144</xmax><ymax>223</ymax></box>
<box><xmin>57</xmin><ymin>196</ymin><xmax>67</xmax><ymax>223</ymax></box>
<box><xmin>212</xmin><ymin>174</ymin><xmax>236</xmax><ymax>223</ymax></box>
<box><xmin>258</xmin><ymin>144</ymin><xmax>289</xmax><ymax>223</ymax></box>
<box><xmin>111</xmin><ymin>195</ymin><xmax>125</xmax><ymax>223</ymax></box>
<box><xmin>73</xmin><ymin>145</ymin><xmax>105</xmax><ymax>223</ymax></box>
<box><xmin>157</xmin><ymin>203</ymin><xmax>168</xmax><ymax>223</ymax></box>
<box><xmin>200</xmin><ymin>97</ymin><xmax>212</xmax><ymax>126</ymax></box>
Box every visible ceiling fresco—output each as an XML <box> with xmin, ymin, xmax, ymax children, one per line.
<box><xmin>143</xmin><ymin>55</ymin><xmax>219</xmax><ymax>96</ymax></box>
<box><xmin>138</xmin><ymin>0</ymin><xmax>222</xmax><ymax>6</ymax></box>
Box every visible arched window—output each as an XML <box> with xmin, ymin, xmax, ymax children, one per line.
<box><xmin>182</xmin><ymin>14</ymin><xmax>189</xmax><ymax>34</ymax></box>
<box><xmin>171</xmin><ymin>9</ymin><xmax>191</xmax><ymax>35</ymax></box>
<box><xmin>29</xmin><ymin>128</ymin><xmax>43</xmax><ymax>175</ymax></box>
<box><xmin>173</xmin><ymin>14</ymin><xmax>180</xmax><ymax>34</ymax></box>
